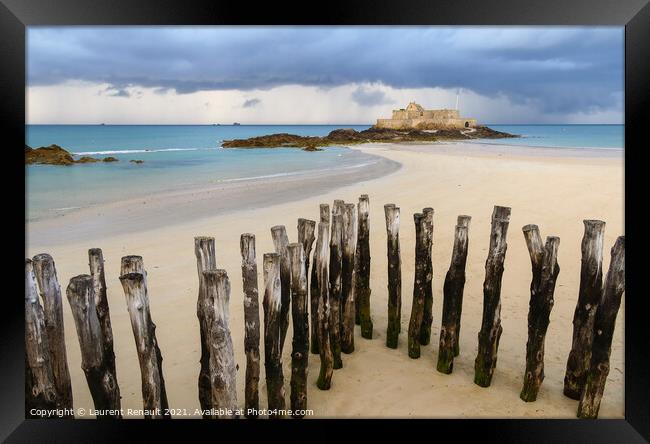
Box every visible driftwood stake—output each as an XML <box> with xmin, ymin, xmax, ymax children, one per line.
<box><xmin>120</xmin><ymin>272</ymin><xmax>170</xmax><ymax>419</ymax></box>
<box><xmin>578</xmin><ymin>236</ymin><xmax>625</xmax><ymax>419</ymax></box>
<box><xmin>203</xmin><ymin>269</ymin><xmax>238</xmax><ymax>418</ymax></box>
<box><xmin>194</xmin><ymin>236</ymin><xmax>216</xmax><ymax>416</ymax></box>
<box><xmin>408</xmin><ymin>212</ymin><xmax>428</xmax><ymax>358</ymax></box>
<box><xmin>384</xmin><ymin>204</ymin><xmax>402</xmax><ymax>349</ymax></box>
<box><xmin>520</xmin><ymin>228</ymin><xmax>560</xmax><ymax>402</ymax></box>
<box><xmin>474</xmin><ymin>205</ymin><xmax>511</xmax><ymax>387</ymax></box>
<box><xmin>88</xmin><ymin>248</ymin><xmax>118</xmax><ymax>396</ymax></box>
<box><xmin>564</xmin><ymin>220</ymin><xmax>606</xmax><ymax>399</ymax></box>
<box><xmin>419</xmin><ymin>207</ymin><xmax>435</xmax><ymax>345</ymax></box>
<box><xmin>32</xmin><ymin>254</ymin><xmax>73</xmax><ymax>413</ymax></box>
<box><xmin>263</xmin><ymin>253</ymin><xmax>286</xmax><ymax>417</ymax></box>
<box><xmin>67</xmin><ymin>274</ymin><xmax>121</xmax><ymax>417</ymax></box>
<box><xmin>310</xmin><ymin>204</ymin><xmax>330</xmax><ymax>354</ymax></box>
<box><xmin>329</xmin><ymin>212</ymin><xmax>344</xmax><ymax>368</ymax></box>
<box><xmin>240</xmin><ymin>233</ymin><xmax>260</xmax><ymax>418</ymax></box>
<box><xmin>121</xmin><ymin>255</ymin><xmax>144</xmax><ymax>275</ymax></box>
<box><xmin>288</xmin><ymin>243</ymin><xmax>309</xmax><ymax>417</ymax></box>
<box><xmin>436</xmin><ymin>215</ymin><xmax>471</xmax><ymax>374</ymax></box>
<box><xmin>315</xmin><ymin>222</ymin><xmax>334</xmax><ymax>390</ymax></box>
<box><xmin>341</xmin><ymin>203</ymin><xmax>357</xmax><ymax>353</ymax></box>
<box><xmin>355</xmin><ymin>195</ymin><xmax>372</xmax><ymax>338</ymax></box>
<box><xmin>271</xmin><ymin>225</ymin><xmax>291</xmax><ymax>353</ymax></box>
<box><xmin>25</xmin><ymin>259</ymin><xmax>58</xmax><ymax>417</ymax></box>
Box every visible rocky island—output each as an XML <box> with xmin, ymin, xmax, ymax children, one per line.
<box><xmin>222</xmin><ymin>102</ymin><xmax>516</xmax><ymax>149</ymax></box>
<box><xmin>25</xmin><ymin>144</ymin><xmax>120</xmax><ymax>166</ymax></box>
<box><xmin>221</xmin><ymin>125</ymin><xmax>517</xmax><ymax>149</ymax></box>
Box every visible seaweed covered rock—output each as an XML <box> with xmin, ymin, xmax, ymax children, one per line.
<box><xmin>130</xmin><ymin>159</ymin><xmax>144</xmax><ymax>164</ymax></box>
<box><xmin>76</xmin><ymin>156</ymin><xmax>100</xmax><ymax>163</ymax></box>
<box><xmin>103</xmin><ymin>156</ymin><xmax>119</xmax><ymax>162</ymax></box>
<box><xmin>25</xmin><ymin>144</ymin><xmax>76</xmax><ymax>165</ymax></box>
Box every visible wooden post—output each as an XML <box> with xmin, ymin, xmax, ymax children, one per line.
<box><xmin>436</xmin><ymin>215</ymin><xmax>471</xmax><ymax>374</ymax></box>
<box><xmin>203</xmin><ymin>269</ymin><xmax>238</xmax><ymax>418</ymax></box>
<box><xmin>120</xmin><ymin>272</ymin><xmax>170</xmax><ymax>419</ymax></box>
<box><xmin>520</xmin><ymin>229</ymin><xmax>560</xmax><ymax>402</ymax></box>
<box><xmin>341</xmin><ymin>203</ymin><xmax>357</xmax><ymax>354</ymax></box>
<box><xmin>419</xmin><ymin>207</ymin><xmax>435</xmax><ymax>345</ymax></box>
<box><xmin>25</xmin><ymin>259</ymin><xmax>58</xmax><ymax>417</ymax></box>
<box><xmin>66</xmin><ymin>274</ymin><xmax>121</xmax><ymax>417</ymax></box>
<box><xmin>263</xmin><ymin>253</ymin><xmax>286</xmax><ymax>417</ymax></box>
<box><xmin>564</xmin><ymin>220</ymin><xmax>606</xmax><ymax>399</ymax></box>
<box><xmin>271</xmin><ymin>225</ymin><xmax>291</xmax><ymax>353</ymax></box>
<box><xmin>474</xmin><ymin>205</ymin><xmax>511</xmax><ymax>387</ymax></box>
<box><xmin>88</xmin><ymin>248</ymin><xmax>118</xmax><ymax>398</ymax></box>
<box><xmin>315</xmin><ymin>222</ymin><xmax>334</xmax><ymax>390</ymax></box>
<box><xmin>288</xmin><ymin>243</ymin><xmax>309</xmax><ymax>418</ymax></box>
<box><xmin>240</xmin><ymin>233</ymin><xmax>260</xmax><ymax>418</ymax></box>
<box><xmin>310</xmin><ymin>204</ymin><xmax>330</xmax><ymax>354</ymax></box>
<box><xmin>355</xmin><ymin>195</ymin><xmax>372</xmax><ymax>338</ymax></box>
<box><xmin>193</xmin><ymin>236</ymin><xmax>216</xmax><ymax>417</ymax></box>
<box><xmin>32</xmin><ymin>254</ymin><xmax>73</xmax><ymax>413</ymax></box>
<box><xmin>407</xmin><ymin>212</ymin><xmax>429</xmax><ymax>358</ymax></box>
<box><xmin>121</xmin><ymin>255</ymin><xmax>144</xmax><ymax>275</ymax></box>
<box><xmin>329</xmin><ymin>212</ymin><xmax>343</xmax><ymax>368</ymax></box>
<box><xmin>578</xmin><ymin>236</ymin><xmax>625</xmax><ymax>419</ymax></box>
<box><xmin>384</xmin><ymin>204</ymin><xmax>402</xmax><ymax>349</ymax></box>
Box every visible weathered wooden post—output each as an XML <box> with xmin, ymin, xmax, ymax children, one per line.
<box><xmin>263</xmin><ymin>253</ymin><xmax>286</xmax><ymax>417</ymax></box>
<box><xmin>436</xmin><ymin>215</ymin><xmax>471</xmax><ymax>374</ymax></box>
<box><xmin>520</xmin><ymin>227</ymin><xmax>560</xmax><ymax>402</ymax></box>
<box><xmin>384</xmin><ymin>204</ymin><xmax>402</xmax><ymax>349</ymax></box>
<box><xmin>121</xmin><ymin>255</ymin><xmax>144</xmax><ymax>275</ymax></box>
<box><xmin>288</xmin><ymin>243</ymin><xmax>309</xmax><ymax>418</ymax></box>
<box><xmin>25</xmin><ymin>259</ymin><xmax>58</xmax><ymax>417</ymax></box>
<box><xmin>474</xmin><ymin>205</ymin><xmax>511</xmax><ymax>387</ymax></box>
<box><xmin>66</xmin><ymin>274</ymin><xmax>121</xmax><ymax>417</ymax></box>
<box><xmin>240</xmin><ymin>233</ymin><xmax>260</xmax><ymax>418</ymax></box>
<box><xmin>419</xmin><ymin>207</ymin><xmax>435</xmax><ymax>345</ymax></box>
<box><xmin>578</xmin><ymin>236</ymin><xmax>625</xmax><ymax>419</ymax></box>
<box><xmin>120</xmin><ymin>272</ymin><xmax>170</xmax><ymax>419</ymax></box>
<box><xmin>564</xmin><ymin>220</ymin><xmax>606</xmax><ymax>399</ymax></box>
<box><xmin>315</xmin><ymin>222</ymin><xmax>334</xmax><ymax>390</ymax></box>
<box><xmin>341</xmin><ymin>203</ymin><xmax>357</xmax><ymax>354</ymax></box>
<box><xmin>194</xmin><ymin>236</ymin><xmax>216</xmax><ymax>417</ymax></box>
<box><xmin>407</xmin><ymin>213</ymin><xmax>427</xmax><ymax>358</ymax></box>
<box><xmin>32</xmin><ymin>254</ymin><xmax>73</xmax><ymax>413</ymax></box>
<box><xmin>88</xmin><ymin>248</ymin><xmax>118</xmax><ymax>396</ymax></box>
<box><xmin>310</xmin><ymin>204</ymin><xmax>330</xmax><ymax>354</ymax></box>
<box><xmin>203</xmin><ymin>269</ymin><xmax>238</xmax><ymax>418</ymax></box>
<box><xmin>329</xmin><ymin>212</ymin><xmax>344</xmax><ymax>368</ymax></box>
<box><xmin>271</xmin><ymin>225</ymin><xmax>291</xmax><ymax>353</ymax></box>
<box><xmin>355</xmin><ymin>195</ymin><xmax>372</xmax><ymax>338</ymax></box>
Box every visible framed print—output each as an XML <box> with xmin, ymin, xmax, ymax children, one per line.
<box><xmin>2</xmin><ymin>0</ymin><xmax>648</xmax><ymax>441</ymax></box>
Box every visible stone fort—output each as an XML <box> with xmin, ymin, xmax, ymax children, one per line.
<box><xmin>376</xmin><ymin>102</ymin><xmax>477</xmax><ymax>130</ymax></box>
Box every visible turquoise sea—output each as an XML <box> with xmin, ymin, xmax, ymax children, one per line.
<box><xmin>26</xmin><ymin>124</ymin><xmax>623</xmax><ymax>221</ymax></box>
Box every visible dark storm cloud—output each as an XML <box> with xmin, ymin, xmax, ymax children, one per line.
<box><xmin>351</xmin><ymin>86</ymin><xmax>394</xmax><ymax>106</ymax></box>
<box><xmin>242</xmin><ymin>98</ymin><xmax>261</xmax><ymax>108</ymax></box>
<box><xmin>27</xmin><ymin>27</ymin><xmax>623</xmax><ymax>114</ymax></box>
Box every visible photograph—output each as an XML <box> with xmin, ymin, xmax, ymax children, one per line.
<box><xmin>23</xmin><ymin>25</ymin><xmax>628</xmax><ymax>421</ymax></box>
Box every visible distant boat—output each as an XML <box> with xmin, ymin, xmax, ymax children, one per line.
<box><xmin>233</xmin><ymin>122</ymin><xmax>241</xmax><ymax>126</ymax></box>
<box><xmin>100</xmin><ymin>123</ymin><xmax>106</xmax><ymax>126</ymax></box>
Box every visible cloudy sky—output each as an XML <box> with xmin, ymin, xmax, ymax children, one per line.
<box><xmin>27</xmin><ymin>26</ymin><xmax>624</xmax><ymax>124</ymax></box>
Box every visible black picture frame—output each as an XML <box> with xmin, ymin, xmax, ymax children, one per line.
<box><xmin>2</xmin><ymin>0</ymin><xmax>648</xmax><ymax>441</ymax></box>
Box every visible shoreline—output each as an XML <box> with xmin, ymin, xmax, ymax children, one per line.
<box><xmin>27</xmin><ymin>150</ymin><xmax>401</xmax><ymax>246</ymax></box>
<box><xmin>25</xmin><ymin>140</ymin><xmax>624</xmax><ymax>418</ymax></box>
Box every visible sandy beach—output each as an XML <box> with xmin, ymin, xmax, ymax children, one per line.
<box><xmin>25</xmin><ymin>141</ymin><xmax>624</xmax><ymax>418</ymax></box>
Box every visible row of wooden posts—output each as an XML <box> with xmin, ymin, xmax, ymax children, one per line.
<box><xmin>25</xmin><ymin>195</ymin><xmax>625</xmax><ymax>420</ymax></box>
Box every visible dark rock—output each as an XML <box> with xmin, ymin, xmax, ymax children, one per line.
<box><xmin>130</xmin><ymin>159</ymin><xmax>144</xmax><ymax>164</ymax></box>
<box><xmin>302</xmin><ymin>144</ymin><xmax>322</xmax><ymax>152</ymax></box>
<box><xmin>25</xmin><ymin>144</ymin><xmax>75</xmax><ymax>165</ymax></box>
<box><xmin>76</xmin><ymin>156</ymin><xmax>100</xmax><ymax>163</ymax></box>
<box><xmin>102</xmin><ymin>156</ymin><xmax>119</xmax><ymax>162</ymax></box>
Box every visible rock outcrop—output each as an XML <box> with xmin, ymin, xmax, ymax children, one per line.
<box><xmin>130</xmin><ymin>159</ymin><xmax>144</xmax><ymax>164</ymax></box>
<box><xmin>221</xmin><ymin>125</ymin><xmax>517</xmax><ymax>149</ymax></box>
<box><xmin>103</xmin><ymin>156</ymin><xmax>119</xmax><ymax>162</ymax></box>
<box><xmin>26</xmin><ymin>144</ymin><xmax>123</xmax><ymax>165</ymax></box>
